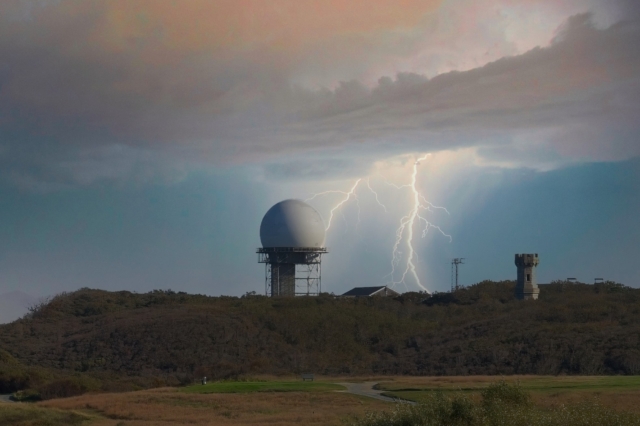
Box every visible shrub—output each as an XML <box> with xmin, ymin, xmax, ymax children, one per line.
<box><xmin>0</xmin><ymin>372</ymin><xmax>30</xmax><ymax>394</ymax></box>
<box><xmin>38</xmin><ymin>379</ymin><xmax>87</xmax><ymax>400</ymax></box>
<box><xmin>480</xmin><ymin>381</ymin><xmax>530</xmax><ymax>409</ymax></box>
<box><xmin>12</xmin><ymin>389</ymin><xmax>42</xmax><ymax>402</ymax></box>
<box><xmin>347</xmin><ymin>393</ymin><xmax>481</xmax><ymax>426</ymax></box>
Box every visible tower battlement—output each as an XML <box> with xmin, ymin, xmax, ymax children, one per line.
<box><xmin>515</xmin><ymin>253</ymin><xmax>540</xmax><ymax>300</ymax></box>
<box><xmin>515</xmin><ymin>253</ymin><xmax>539</xmax><ymax>268</ymax></box>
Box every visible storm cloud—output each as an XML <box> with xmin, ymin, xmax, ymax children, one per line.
<box><xmin>0</xmin><ymin>0</ymin><xmax>637</xmax><ymax>186</ymax></box>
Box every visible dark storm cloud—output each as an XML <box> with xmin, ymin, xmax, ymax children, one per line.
<box><xmin>293</xmin><ymin>14</ymin><xmax>640</xmax><ymax>158</ymax></box>
<box><xmin>0</xmin><ymin>2</ymin><xmax>638</xmax><ymax>186</ymax></box>
<box><xmin>616</xmin><ymin>0</ymin><xmax>640</xmax><ymax>19</ymax></box>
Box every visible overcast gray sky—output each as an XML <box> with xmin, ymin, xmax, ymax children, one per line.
<box><xmin>1</xmin><ymin>0</ymin><xmax>639</xmax><ymax>322</ymax></box>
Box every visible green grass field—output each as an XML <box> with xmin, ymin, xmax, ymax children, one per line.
<box><xmin>378</xmin><ymin>376</ymin><xmax>640</xmax><ymax>402</ymax></box>
<box><xmin>182</xmin><ymin>380</ymin><xmax>345</xmax><ymax>394</ymax></box>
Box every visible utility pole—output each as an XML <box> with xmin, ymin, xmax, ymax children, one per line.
<box><xmin>451</xmin><ymin>258</ymin><xmax>465</xmax><ymax>292</ymax></box>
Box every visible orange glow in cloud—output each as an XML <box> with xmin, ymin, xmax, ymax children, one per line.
<box><xmin>94</xmin><ymin>0</ymin><xmax>443</xmax><ymax>54</ymax></box>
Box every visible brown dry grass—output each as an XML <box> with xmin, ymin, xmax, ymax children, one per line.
<box><xmin>531</xmin><ymin>390</ymin><xmax>640</xmax><ymax>413</ymax></box>
<box><xmin>34</xmin><ymin>376</ymin><xmax>640</xmax><ymax>425</ymax></box>
<box><xmin>376</xmin><ymin>375</ymin><xmax>640</xmax><ymax>413</ymax></box>
<box><xmin>377</xmin><ymin>375</ymin><xmax>640</xmax><ymax>389</ymax></box>
<box><xmin>40</xmin><ymin>386</ymin><xmax>388</xmax><ymax>426</ymax></box>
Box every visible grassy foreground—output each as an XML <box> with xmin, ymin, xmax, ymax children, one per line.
<box><xmin>40</xmin><ymin>386</ymin><xmax>386</xmax><ymax>425</ymax></box>
<box><xmin>0</xmin><ymin>403</ymin><xmax>90</xmax><ymax>426</ymax></box>
<box><xmin>348</xmin><ymin>382</ymin><xmax>640</xmax><ymax>426</ymax></box>
<box><xmin>3</xmin><ymin>377</ymin><xmax>640</xmax><ymax>426</ymax></box>
<box><xmin>378</xmin><ymin>375</ymin><xmax>640</xmax><ymax>393</ymax></box>
<box><xmin>377</xmin><ymin>376</ymin><xmax>640</xmax><ymax>412</ymax></box>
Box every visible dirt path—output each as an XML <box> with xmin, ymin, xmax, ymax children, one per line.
<box><xmin>337</xmin><ymin>382</ymin><xmax>414</xmax><ymax>404</ymax></box>
<box><xmin>0</xmin><ymin>394</ymin><xmax>14</xmax><ymax>403</ymax></box>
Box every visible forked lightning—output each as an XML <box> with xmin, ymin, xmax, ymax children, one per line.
<box><xmin>307</xmin><ymin>154</ymin><xmax>451</xmax><ymax>293</ymax></box>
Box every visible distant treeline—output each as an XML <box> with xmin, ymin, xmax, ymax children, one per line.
<box><xmin>1</xmin><ymin>280</ymin><xmax>639</xmax><ymax>397</ymax></box>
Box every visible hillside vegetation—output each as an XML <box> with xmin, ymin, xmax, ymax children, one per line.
<box><xmin>1</xmin><ymin>280</ymin><xmax>639</xmax><ymax>398</ymax></box>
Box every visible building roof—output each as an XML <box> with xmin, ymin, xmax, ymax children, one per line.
<box><xmin>341</xmin><ymin>286</ymin><xmax>400</xmax><ymax>297</ymax></box>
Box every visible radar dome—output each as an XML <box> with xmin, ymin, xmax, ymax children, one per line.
<box><xmin>260</xmin><ymin>200</ymin><xmax>326</xmax><ymax>248</ymax></box>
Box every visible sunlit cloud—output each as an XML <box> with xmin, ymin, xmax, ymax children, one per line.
<box><xmin>0</xmin><ymin>0</ymin><xmax>637</xmax><ymax>189</ymax></box>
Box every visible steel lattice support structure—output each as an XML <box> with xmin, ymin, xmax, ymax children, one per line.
<box><xmin>451</xmin><ymin>258</ymin><xmax>465</xmax><ymax>292</ymax></box>
<box><xmin>257</xmin><ymin>247</ymin><xmax>328</xmax><ymax>296</ymax></box>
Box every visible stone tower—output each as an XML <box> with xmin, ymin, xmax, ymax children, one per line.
<box><xmin>515</xmin><ymin>253</ymin><xmax>539</xmax><ymax>300</ymax></box>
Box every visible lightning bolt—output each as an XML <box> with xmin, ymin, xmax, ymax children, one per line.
<box><xmin>307</xmin><ymin>179</ymin><xmax>361</xmax><ymax>231</ymax></box>
<box><xmin>419</xmin><ymin>194</ymin><xmax>450</xmax><ymax>215</ymax></box>
<box><xmin>378</xmin><ymin>173</ymin><xmax>411</xmax><ymax>190</ymax></box>
<box><xmin>366</xmin><ymin>178</ymin><xmax>387</xmax><ymax>212</ymax></box>
<box><xmin>307</xmin><ymin>154</ymin><xmax>450</xmax><ymax>293</ymax></box>
<box><xmin>390</xmin><ymin>155</ymin><xmax>452</xmax><ymax>292</ymax></box>
<box><xmin>388</xmin><ymin>155</ymin><xmax>427</xmax><ymax>291</ymax></box>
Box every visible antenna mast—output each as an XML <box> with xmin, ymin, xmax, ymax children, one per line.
<box><xmin>451</xmin><ymin>258</ymin><xmax>465</xmax><ymax>291</ymax></box>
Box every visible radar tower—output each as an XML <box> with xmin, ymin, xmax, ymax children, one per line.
<box><xmin>257</xmin><ymin>199</ymin><xmax>328</xmax><ymax>296</ymax></box>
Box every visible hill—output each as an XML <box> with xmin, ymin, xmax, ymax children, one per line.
<box><xmin>1</xmin><ymin>281</ymin><xmax>639</xmax><ymax>397</ymax></box>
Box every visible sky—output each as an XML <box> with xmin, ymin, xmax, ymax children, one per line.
<box><xmin>1</xmin><ymin>0</ymin><xmax>639</xmax><ymax>320</ymax></box>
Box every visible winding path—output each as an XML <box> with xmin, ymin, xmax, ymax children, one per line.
<box><xmin>1</xmin><ymin>384</ymin><xmax>410</xmax><ymax>405</ymax></box>
<box><xmin>337</xmin><ymin>382</ymin><xmax>414</xmax><ymax>404</ymax></box>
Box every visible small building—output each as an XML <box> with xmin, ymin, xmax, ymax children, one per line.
<box><xmin>341</xmin><ymin>286</ymin><xmax>401</xmax><ymax>297</ymax></box>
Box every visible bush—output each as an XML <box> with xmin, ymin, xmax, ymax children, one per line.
<box><xmin>0</xmin><ymin>372</ymin><xmax>30</xmax><ymax>394</ymax></box>
<box><xmin>347</xmin><ymin>393</ymin><xmax>480</xmax><ymax>426</ymax></box>
<box><xmin>0</xmin><ymin>351</ymin><xmax>32</xmax><ymax>393</ymax></box>
<box><xmin>12</xmin><ymin>389</ymin><xmax>42</xmax><ymax>402</ymax></box>
<box><xmin>480</xmin><ymin>381</ymin><xmax>530</xmax><ymax>409</ymax></box>
<box><xmin>38</xmin><ymin>379</ymin><xmax>87</xmax><ymax>400</ymax></box>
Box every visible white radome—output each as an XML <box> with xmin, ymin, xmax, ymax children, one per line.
<box><xmin>260</xmin><ymin>199</ymin><xmax>326</xmax><ymax>248</ymax></box>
